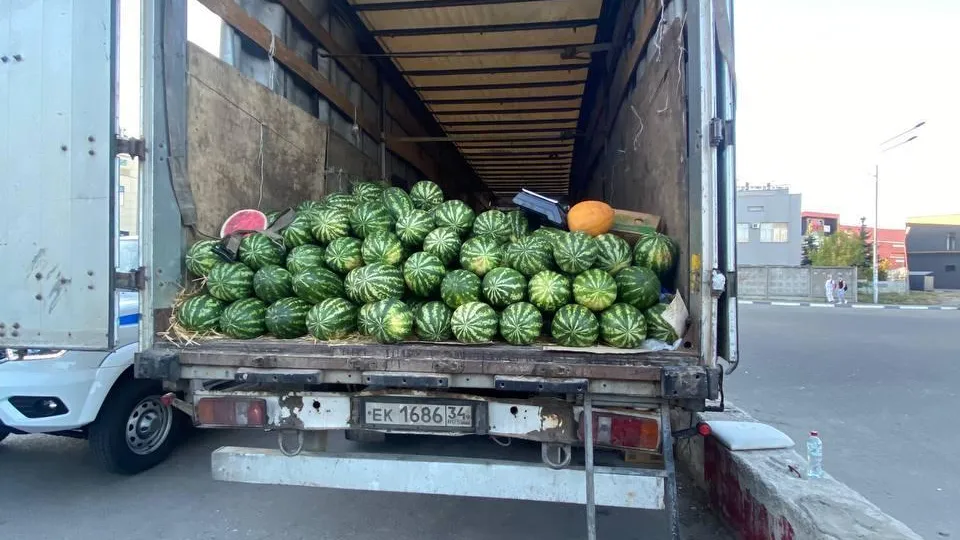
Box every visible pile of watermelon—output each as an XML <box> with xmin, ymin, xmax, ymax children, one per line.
<box><xmin>176</xmin><ymin>180</ymin><xmax>682</xmax><ymax>348</ymax></box>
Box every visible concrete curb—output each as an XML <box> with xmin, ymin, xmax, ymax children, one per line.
<box><xmin>673</xmin><ymin>404</ymin><xmax>922</xmax><ymax>540</ymax></box>
<box><xmin>739</xmin><ymin>299</ymin><xmax>959</xmax><ymax>311</ymax></box>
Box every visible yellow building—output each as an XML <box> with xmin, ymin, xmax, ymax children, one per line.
<box><xmin>118</xmin><ymin>157</ymin><xmax>139</xmax><ymax>236</ymax></box>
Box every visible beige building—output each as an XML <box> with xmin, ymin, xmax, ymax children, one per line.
<box><xmin>118</xmin><ymin>157</ymin><xmax>139</xmax><ymax>236</ymax></box>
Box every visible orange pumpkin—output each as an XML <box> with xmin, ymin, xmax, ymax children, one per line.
<box><xmin>567</xmin><ymin>200</ymin><xmax>615</xmax><ymax>236</ymax></box>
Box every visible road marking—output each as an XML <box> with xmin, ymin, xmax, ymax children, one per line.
<box><xmin>770</xmin><ymin>302</ymin><xmax>801</xmax><ymax>307</ymax></box>
<box><xmin>809</xmin><ymin>303</ymin><xmax>836</xmax><ymax>308</ymax></box>
<box><xmin>899</xmin><ymin>305</ymin><xmax>930</xmax><ymax>310</ymax></box>
<box><xmin>852</xmin><ymin>304</ymin><xmax>885</xmax><ymax>309</ymax></box>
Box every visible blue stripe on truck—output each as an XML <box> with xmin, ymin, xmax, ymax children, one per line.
<box><xmin>119</xmin><ymin>313</ymin><xmax>140</xmax><ymax>326</ymax></box>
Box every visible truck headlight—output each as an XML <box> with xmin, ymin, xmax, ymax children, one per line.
<box><xmin>3</xmin><ymin>349</ymin><xmax>68</xmax><ymax>361</ymax></box>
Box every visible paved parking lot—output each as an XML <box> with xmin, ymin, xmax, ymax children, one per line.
<box><xmin>1</xmin><ymin>429</ymin><xmax>728</xmax><ymax>540</ymax></box>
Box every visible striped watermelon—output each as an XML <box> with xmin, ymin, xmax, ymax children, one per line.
<box><xmin>344</xmin><ymin>262</ymin><xmax>404</xmax><ymax>303</ymax></box>
<box><xmin>207</xmin><ymin>262</ymin><xmax>255</xmax><ymax>302</ymax></box>
<box><xmin>265</xmin><ymin>210</ymin><xmax>282</xmax><ymax>226</ymax></box>
<box><xmin>310</xmin><ymin>208</ymin><xmax>351</xmax><ymax>245</ymax></box>
<box><xmin>349</xmin><ymin>201</ymin><xmax>394</xmax><ymax>239</ymax></box>
<box><xmin>573</xmin><ymin>269</ymin><xmax>618</xmax><ymax>312</ymax></box>
<box><xmin>322</xmin><ymin>193</ymin><xmax>357</xmax><ymax>213</ymax></box>
<box><xmin>253</xmin><ymin>264</ymin><xmax>294</xmax><ymax>304</ymax></box>
<box><xmin>504</xmin><ymin>235</ymin><xmax>553</xmax><ymax>277</ymax></box>
<box><xmin>472</xmin><ymin>210</ymin><xmax>510</xmax><ymax>243</ymax></box>
<box><xmin>459</xmin><ymin>235</ymin><xmax>502</xmax><ymax>277</ymax></box>
<box><xmin>552</xmin><ymin>231</ymin><xmax>598</xmax><ymax>274</ymax></box>
<box><xmin>440</xmin><ymin>269</ymin><xmax>481</xmax><ymax>309</ymax></box>
<box><xmin>404</xmin><ymin>297</ymin><xmax>428</xmax><ymax>318</ymax></box>
<box><xmin>481</xmin><ymin>267</ymin><xmax>526</xmax><ymax>308</ymax></box>
<box><xmin>185</xmin><ymin>240</ymin><xmax>223</xmax><ymax>277</ymax></box>
<box><xmin>616</xmin><ymin>266</ymin><xmax>661</xmax><ymax>310</ymax></box>
<box><xmin>292</xmin><ymin>266</ymin><xmax>345</xmax><ymax>304</ymax></box>
<box><xmin>306</xmin><ymin>297</ymin><xmax>357</xmax><ymax>340</ymax></box>
<box><xmin>365</xmin><ymin>298</ymin><xmax>414</xmax><ymax>343</ymax></box>
<box><xmin>219</xmin><ymin>297</ymin><xmax>268</xmax><ymax>339</ymax></box>
<box><xmin>633</xmin><ymin>232</ymin><xmax>678</xmax><ymax>283</ymax></box>
<box><xmin>551</xmin><ymin>304</ymin><xmax>599</xmax><ymax>347</ymax></box>
<box><xmin>264</xmin><ymin>297</ymin><xmax>311</xmax><ymax>338</ymax></box>
<box><xmin>324</xmin><ymin>237</ymin><xmax>364</xmax><ymax>275</ymax></box>
<box><xmin>381</xmin><ymin>187</ymin><xmax>414</xmax><ymax>220</ymax></box>
<box><xmin>409</xmin><ymin>180</ymin><xmax>444</xmax><ymax>211</ymax></box>
<box><xmin>645</xmin><ymin>302</ymin><xmax>680</xmax><ymax>343</ymax></box>
<box><xmin>450</xmin><ymin>301</ymin><xmax>498</xmax><ymax>343</ymax></box>
<box><xmin>600</xmin><ymin>303</ymin><xmax>647</xmax><ymax>349</ymax></box>
<box><xmin>415</xmin><ymin>301</ymin><xmax>453</xmax><ymax>341</ymax></box>
<box><xmin>531</xmin><ymin>227</ymin><xmax>565</xmax><ymax>246</ymax></box>
<box><xmin>238</xmin><ymin>233</ymin><xmax>286</xmax><ymax>270</ymax></box>
<box><xmin>403</xmin><ymin>251</ymin><xmax>446</xmax><ymax>297</ymax></box>
<box><xmin>352</xmin><ymin>181</ymin><xmax>384</xmax><ymax>204</ymax></box>
<box><xmin>527</xmin><ymin>270</ymin><xmax>571</xmax><ymax>312</ymax></box>
<box><xmin>594</xmin><ymin>233</ymin><xmax>633</xmax><ymax>275</ymax></box>
<box><xmin>296</xmin><ymin>200</ymin><xmax>325</xmax><ymax>214</ymax></box>
<box><xmin>357</xmin><ymin>302</ymin><xmax>376</xmax><ymax>336</ymax></box>
<box><xmin>433</xmin><ymin>200</ymin><xmax>475</xmax><ymax>236</ymax></box>
<box><xmin>362</xmin><ymin>231</ymin><xmax>404</xmax><ymax>266</ymax></box>
<box><xmin>422</xmin><ymin>226</ymin><xmax>462</xmax><ymax>266</ymax></box>
<box><xmin>286</xmin><ymin>244</ymin><xmax>326</xmax><ymax>274</ymax></box>
<box><xmin>281</xmin><ymin>215</ymin><xmax>315</xmax><ymax>249</ymax></box>
<box><xmin>177</xmin><ymin>294</ymin><xmax>226</xmax><ymax>332</ymax></box>
<box><xmin>499</xmin><ymin>302</ymin><xmax>542</xmax><ymax>346</ymax></box>
<box><xmin>505</xmin><ymin>210</ymin><xmax>529</xmax><ymax>242</ymax></box>
<box><xmin>395</xmin><ymin>209</ymin><xmax>436</xmax><ymax>248</ymax></box>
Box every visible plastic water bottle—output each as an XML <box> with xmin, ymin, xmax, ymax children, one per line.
<box><xmin>806</xmin><ymin>431</ymin><xmax>824</xmax><ymax>479</ymax></box>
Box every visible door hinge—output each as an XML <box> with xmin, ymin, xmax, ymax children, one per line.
<box><xmin>708</xmin><ymin>118</ymin><xmax>734</xmax><ymax>148</ymax></box>
<box><xmin>116</xmin><ymin>136</ymin><xmax>146</xmax><ymax>159</ymax></box>
<box><xmin>115</xmin><ymin>267</ymin><xmax>147</xmax><ymax>291</ymax></box>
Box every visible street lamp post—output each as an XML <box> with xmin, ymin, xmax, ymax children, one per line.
<box><xmin>872</xmin><ymin>123</ymin><xmax>924</xmax><ymax>303</ymax></box>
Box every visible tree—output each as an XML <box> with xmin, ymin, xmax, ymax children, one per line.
<box><xmin>810</xmin><ymin>230</ymin><xmax>864</xmax><ymax>267</ymax></box>
<box><xmin>856</xmin><ymin>217</ymin><xmax>873</xmax><ymax>278</ymax></box>
<box><xmin>801</xmin><ymin>235</ymin><xmax>818</xmax><ymax>266</ymax></box>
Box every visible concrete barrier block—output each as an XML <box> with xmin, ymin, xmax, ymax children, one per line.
<box><xmin>674</xmin><ymin>405</ymin><xmax>921</xmax><ymax>540</ymax></box>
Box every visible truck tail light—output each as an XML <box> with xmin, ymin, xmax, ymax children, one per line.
<box><xmin>196</xmin><ymin>397</ymin><xmax>266</xmax><ymax>427</ymax></box>
<box><xmin>577</xmin><ymin>410</ymin><xmax>661</xmax><ymax>452</ymax></box>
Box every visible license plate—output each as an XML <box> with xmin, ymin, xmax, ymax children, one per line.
<box><xmin>363</xmin><ymin>401</ymin><xmax>474</xmax><ymax>430</ymax></box>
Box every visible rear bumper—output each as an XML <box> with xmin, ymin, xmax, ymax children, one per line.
<box><xmin>0</xmin><ymin>358</ymin><xmax>126</xmax><ymax>433</ymax></box>
<box><xmin>212</xmin><ymin>446</ymin><xmax>667</xmax><ymax>509</ymax></box>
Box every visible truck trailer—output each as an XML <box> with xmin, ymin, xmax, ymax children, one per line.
<box><xmin>0</xmin><ymin>0</ymin><xmax>737</xmax><ymax>537</ymax></box>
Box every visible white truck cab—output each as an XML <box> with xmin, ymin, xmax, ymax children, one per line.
<box><xmin>0</xmin><ymin>238</ymin><xmax>185</xmax><ymax>474</ymax></box>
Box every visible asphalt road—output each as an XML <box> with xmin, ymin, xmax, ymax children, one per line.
<box><xmin>0</xmin><ymin>429</ymin><xmax>728</xmax><ymax>540</ymax></box>
<box><xmin>730</xmin><ymin>304</ymin><xmax>959</xmax><ymax>539</ymax></box>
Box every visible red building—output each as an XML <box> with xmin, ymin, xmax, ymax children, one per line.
<box><xmin>837</xmin><ymin>225</ymin><xmax>907</xmax><ymax>269</ymax></box>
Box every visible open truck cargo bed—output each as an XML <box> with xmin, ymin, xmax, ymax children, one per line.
<box><xmin>140</xmin><ymin>339</ymin><xmax>718</xmax><ymax>399</ymax></box>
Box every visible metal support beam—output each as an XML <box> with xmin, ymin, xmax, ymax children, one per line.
<box><xmin>583</xmin><ymin>394</ymin><xmax>597</xmax><ymax>540</ymax></box>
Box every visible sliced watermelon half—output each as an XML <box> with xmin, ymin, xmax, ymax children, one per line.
<box><xmin>220</xmin><ymin>209</ymin><xmax>268</xmax><ymax>238</ymax></box>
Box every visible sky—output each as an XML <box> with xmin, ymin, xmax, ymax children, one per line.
<box><xmin>734</xmin><ymin>0</ymin><xmax>959</xmax><ymax>228</ymax></box>
<box><xmin>118</xmin><ymin>0</ymin><xmax>958</xmax><ymax>229</ymax></box>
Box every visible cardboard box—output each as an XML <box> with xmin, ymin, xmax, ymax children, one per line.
<box><xmin>610</xmin><ymin>209</ymin><xmax>662</xmax><ymax>244</ymax></box>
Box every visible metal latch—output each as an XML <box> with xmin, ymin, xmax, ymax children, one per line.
<box><xmin>708</xmin><ymin>118</ymin><xmax>735</xmax><ymax>148</ymax></box>
<box><xmin>115</xmin><ymin>267</ymin><xmax>147</xmax><ymax>291</ymax></box>
<box><xmin>116</xmin><ymin>136</ymin><xmax>146</xmax><ymax>159</ymax></box>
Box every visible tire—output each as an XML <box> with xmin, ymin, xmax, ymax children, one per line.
<box><xmin>88</xmin><ymin>377</ymin><xmax>184</xmax><ymax>475</ymax></box>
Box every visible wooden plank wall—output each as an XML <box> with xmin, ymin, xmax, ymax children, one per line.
<box><xmin>186</xmin><ymin>44</ymin><xmax>329</xmax><ymax>237</ymax></box>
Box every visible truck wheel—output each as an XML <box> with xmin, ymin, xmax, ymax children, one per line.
<box><xmin>88</xmin><ymin>377</ymin><xmax>182</xmax><ymax>475</ymax></box>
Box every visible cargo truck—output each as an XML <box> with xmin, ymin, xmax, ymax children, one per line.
<box><xmin>0</xmin><ymin>0</ymin><xmax>737</xmax><ymax>537</ymax></box>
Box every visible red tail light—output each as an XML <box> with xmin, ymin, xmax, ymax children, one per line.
<box><xmin>578</xmin><ymin>410</ymin><xmax>661</xmax><ymax>452</ymax></box>
<box><xmin>196</xmin><ymin>397</ymin><xmax>267</xmax><ymax>427</ymax></box>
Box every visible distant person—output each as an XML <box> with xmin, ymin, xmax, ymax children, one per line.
<box><xmin>837</xmin><ymin>278</ymin><xmax>847</xmax><ymax>304</ymax></box>
<box><xmin>824</xmin><ymin>275</ymin><xmax>836</xmax><ymax>303</ymax></box>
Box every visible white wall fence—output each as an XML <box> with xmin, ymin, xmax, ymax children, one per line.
<box><xmin>738</xmin><ymin>266</ymin><xmax>858</xmax><ymax>302</ymax></box>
